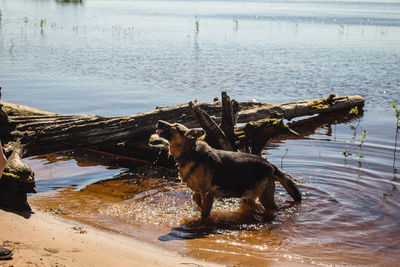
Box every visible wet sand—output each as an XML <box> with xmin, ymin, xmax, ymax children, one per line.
<box><xmin>0</xmin><ymin>209</ymin><xmax>220</xmax><ymax>267</ymax></box>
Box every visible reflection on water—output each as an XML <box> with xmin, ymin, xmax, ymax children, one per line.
<box><xmin>1</xmin><ymin>0</ymin><xmax>400</xmax><ymax>115</ymax></box>
<box><xmin>3</xmin><ymin>0</ymin><xmax>400</xmax><ymax>265</ymax></box>
<box><xmin>27</xmin><ymin>150</ymin><xmax>128</xmax><ymax>192</ymax></box>
<box><xmin>28</xmin><ymin>111</ymin><xmax>400</xmax><ymax>266</ymax></box>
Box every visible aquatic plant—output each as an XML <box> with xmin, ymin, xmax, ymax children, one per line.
<box><xmin>359</xmin><ymin>130</ymin><xmax>367</xmax><ymax>148</ymax></box>
<box><xmin>233</xmin><ymin>18</ymin><xmax>239</xmax><ymax>31</ymax></box>
<box><xmin>392</xmin><ymin>104</ymin><xmax>400</xmax><ymax>126</ymax></box>
<box><xmin>387</xmin><ymin>101</ymin><xmax>399</xmax><ymax>197</ymax></box>
<box><xmin>281</xmin><ymin>147</ymin><xmax>288</xmax><ymax>169</ymax></box>
<box><xmin>392</xmin><ymin>104</ymin><xmax>400</xmax><ymax>167</ymax></box>
<box><xmin>334</xmin><ymin>120</ymin><xmax>337</xmax><ymax>140</ymax></box>
<box><xmin>195</xmin><ymin>16</ymin><xmax>199</xmax><ymax>34</ymax></box>
<box><xmin>40</xmin><ymin>18</ymin><xmax>46</xmax><ymax>29</ymax></box>
<box><xmin>338</xmin><ymin>24</ymin><xmax>344</xmax><ymax>34</ymax></box>
<box><xmin>341</xmin><ymin>109</ymin><xmax>366</xmax><ymax>162</ymax></box>
<box><xmin>9</xmin><ymin>39</ymin><xmax>15</xmax><ymax>55</ymax></box>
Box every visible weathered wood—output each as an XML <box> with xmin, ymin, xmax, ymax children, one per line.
<box><xmin>0</xmin><ymin>141</ymin><xmax>36</xmax><ymax>211</ymax></box>
<box><xmin>2</xmin><ymin>100</ymin><xmax>262</xmax><ymax>156</ymax></box>
<box><xmin>189</xmin><ymin>101</ymin><xmax>234</xmax><ymax>151</ymax></box>
<box><xmin>188</xmin><ymin>93</ymin><xmax>299</xmax><ymax>155</ymax></box>
<box><xmin>1</xmin><ymin>94</ymin><xmax>365</xmax><ymax>158</ymax></box>
<box><xmin>0</xmin><ymin>101</ymin><xmax>57</xmax><ymax>117</ymax></box>
<box><xmin>237</xmin><ymin>94</ymin><xmax>365</xmax><ymax>122</ymax></box>
<box><xmin>236</xmin><ymin>118</ymin><xmax>299</xmax><ymax>155</ymax></box>
<box><xmin>220</xmin><ymin>91</ymin><xmax>239</xmax><ymax>150</ymax></box>
<box><xmin>0</xmin><ymin>101</ymin><xmax>38</xmax><ymax>210</ymax></box>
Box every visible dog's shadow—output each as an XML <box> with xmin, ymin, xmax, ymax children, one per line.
<box><xmin>158</xmin><ymin>202</ymin><xmax>297</xmax><ymax>242</ymax></box>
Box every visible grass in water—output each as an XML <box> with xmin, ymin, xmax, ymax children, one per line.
<box><xmin>233</xmin><ymin>18</ymin><xmax>239</xmax><ymax>31</ymax></box>
<box><xmin>40</xmin><ymin>18</ymin><xmax>46</xmax><ymax>29</ymax></box>
<box><xmin>392</xmin><ymin>104</ymin><xmax>400</xmax><ymax>168</ymax></box>
<box><xmin>359</xmin><ymin>130</ymin><xmax>367</xmax><ymax>148</ymax></box>
<box><xmin>195</xmin><ymin>16</ymin><xmax>199</xmax><ymax>34</ymax></box>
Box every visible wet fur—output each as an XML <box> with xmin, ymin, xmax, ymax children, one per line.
<box><xmin>156</xmin><ymin>120</ymin><xmax>301</xmax><ymax>219</ymax></box>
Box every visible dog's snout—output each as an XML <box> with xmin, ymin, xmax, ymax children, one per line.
<box><xmin>156</xmin><ymin>120</ymin><xmax>173</xmax><ymax>139</ymax></box>
<box><xmin>157</xmin><ymin>120</ymin><xmax>166</xmax><ymax>129</ymax></box>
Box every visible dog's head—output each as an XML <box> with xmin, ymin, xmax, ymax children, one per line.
<box><xmin>156</xmin><ymin>120</ymin><xmax>204</xmax><ymax>158</ymax></box>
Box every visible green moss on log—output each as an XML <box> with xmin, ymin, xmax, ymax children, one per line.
<box><xmin>2</xmin><ymin>164</ymin><xmax>35</xmax><ymax>184</ymax></box>
<box><xmin>308</xmin><ymin>94</ymin><xmax>337</xmax><ymax>109</ymax></box>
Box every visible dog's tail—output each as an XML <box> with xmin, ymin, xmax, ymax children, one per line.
<box><xmin>273</xmin><ymin>165</ymin><xmax>302</xmax><ymax>202</ymax></box>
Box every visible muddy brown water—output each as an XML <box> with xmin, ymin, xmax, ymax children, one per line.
<box><xmin>27</xmin><ymin>115</ymin><xmax>400</xmax><ymax>266</ymax></box>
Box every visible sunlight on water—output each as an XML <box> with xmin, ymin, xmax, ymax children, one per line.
<box><xmin>28</xmin><ymin>113</ymin><xmax>400</xmax><ymax>265</ymax></box>
<box><xmin>4</xmin><ymin>0</ymin><xmax>400</xmax><ymax>265</ymax></box>
<box><xmin>1</xmin><ymin>0</ymin><xmax>400</xmax><ymax>115</ymax></box>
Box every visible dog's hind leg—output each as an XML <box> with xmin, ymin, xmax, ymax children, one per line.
<box><xmin>193</xmin><ymin>192</ymin><xmax>202</xmax><ymax>209</ymax></box>
<box><xmin>259</xmin><ymin>179</ymin><xmax>278</xmax><ymax>210</ymax></box>
<box><xmin>200</xmin><ymin>192</ymin><xmax>214</xmax><ymax>219</ymax></box>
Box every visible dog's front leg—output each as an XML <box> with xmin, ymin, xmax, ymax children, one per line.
<box><xmin>200</xmin><ymin>192</ymin><xmax>214</xmax><ymax>219</ymax></box>
<box><xmin>192</xmin><ymin>192</ymin><xmax>202</xmax><ymax>209</ymax></box>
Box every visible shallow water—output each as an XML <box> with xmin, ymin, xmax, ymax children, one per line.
<box><xmin>28</xmin><ymin>110</ymin><xmax>400</xmax><ymax>266</ymax></box>
<box><xmin>2</xmin><ymin>0</ymin><xmax>400</xmax><ymax>265</ymax></box>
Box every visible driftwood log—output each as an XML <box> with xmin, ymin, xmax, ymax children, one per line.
<box><xmin>0</xmin><ymin>93</ymin><xmax>365</xmax><ymax>211</ymax></box>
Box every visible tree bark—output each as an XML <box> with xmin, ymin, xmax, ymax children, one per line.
<box><xmin>220</xmin><ymin>92</ymin><xmax>239</xmax><ymax>149</ymax></box>
<box><xmin>237</xmin><ymin>94</ymin><xmax>364</xmax><ymax>122</ymax></box>
<box><xmin>0</xmin><ymin>141</ymin><xmax>36</xmax><ymax>211</ymax></box>
<box><xmin>0</xmin><ymin>94</ymin><xmax>365</xmax><ymax>211</ymax></box>
<box><xmin>189</xmin><ymin>101</ymin><xmax>234</xmax><ymax>151</ymax></box>
<box><xmin>2</xmin><ymin>100</ymin><xmax>261</xmax><ymax>156</ymax></box>
<box><xmin>2</xmin><ymin>94</ymin><xmax>364</xmax><ymax>157</ymax></box>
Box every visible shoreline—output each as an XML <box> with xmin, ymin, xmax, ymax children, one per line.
<box><xmin>0</xmin><ymin>208</ymin><xmax>220</xmax><ymax>267</ymax></box>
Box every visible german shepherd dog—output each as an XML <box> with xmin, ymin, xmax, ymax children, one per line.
<box><xmin>156</xmin><ymin>120</ymin><xmax>302</xmax><ymax>219</ymax></box>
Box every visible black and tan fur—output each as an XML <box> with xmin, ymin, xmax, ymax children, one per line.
<box><xmin>156</xmin><ymin>120</ymin><xmax>301</xmax><ymax>219</ymax></box>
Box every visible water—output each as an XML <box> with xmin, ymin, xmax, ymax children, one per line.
<box><xmin>1</xmin><ymin>0</ymin><xmax>400</xmax><ymax>115</ymax></box>
<box><xmin>1</xmin><ymin>0</ymin><xmax>400</xmax><ymax>265</ymax></box>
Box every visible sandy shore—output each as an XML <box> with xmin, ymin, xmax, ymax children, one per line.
<box><xmin>0</xmin><ymin>209</ymin><xmax>220</xmax><ymax>267</ymax></box>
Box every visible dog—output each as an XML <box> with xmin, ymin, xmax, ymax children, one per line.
<box><xmin>155</xmin><ymin>120</ymin><xmax>301</xmax><ymax>219</ymax></box>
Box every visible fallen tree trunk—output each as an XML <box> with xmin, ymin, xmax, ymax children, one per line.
<box><xmin>2</xmin><ymin>100</ymin><xmax>260</xmax><ymax>156</ymax></box>
<box><xmin>0</xmin><ymin>94</ymin><xmax>365</xmax><ymax>211</ymax></box>
<box><xmin>2</xmin><ymin>94</ymin><xmax>364</xmax><ymax>157</ymax></box>
<box><xmin>238</xmin><ymin>94</ymin><xmax>364</xmax><ymax>122</ymax></box>
<box><xmin>188</xmin><ymin>93</ymin><xmax>365</xmax><ymax>155</ymax></box>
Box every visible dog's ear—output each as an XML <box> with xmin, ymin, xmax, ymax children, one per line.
<box><xmin>185</xmin><ymin>129</ymin><xmax>205</xmax><ymax>140</ymax></box>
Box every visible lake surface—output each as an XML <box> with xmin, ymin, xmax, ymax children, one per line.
<box><xmin>1</xmin><ymin>0</ymin><xmax>400</xmax><ymax>265</ymax></box>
